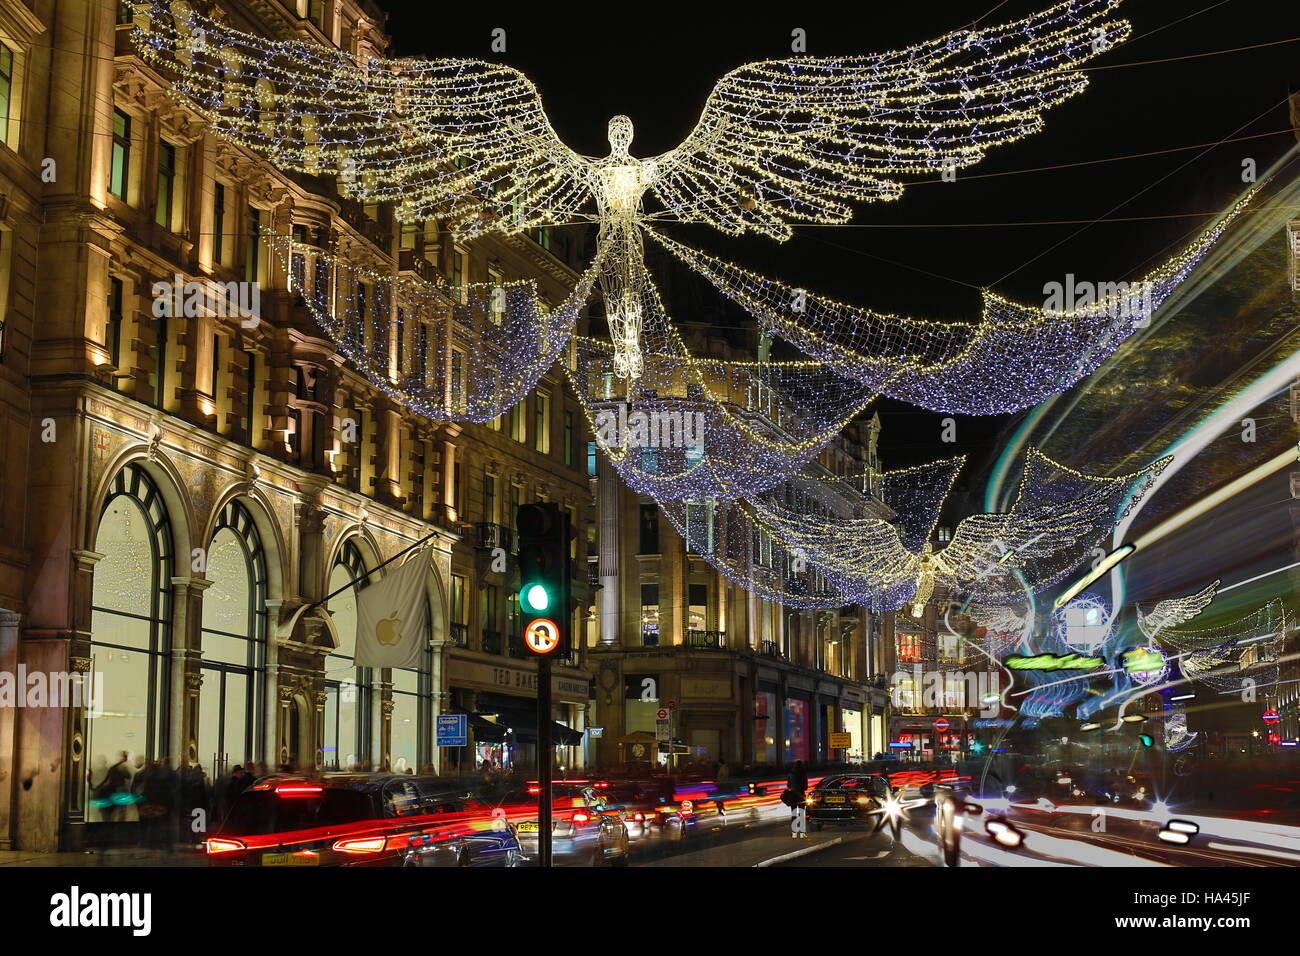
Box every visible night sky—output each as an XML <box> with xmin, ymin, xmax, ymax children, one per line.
<box><xmin>377</xmin><ymin>0</ymin><xmax>1298</xmax><ymax>480</ymax></box>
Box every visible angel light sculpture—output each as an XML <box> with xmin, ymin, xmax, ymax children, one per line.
<box><xmin>132</xmin><ymin>0</ymin><xmax>1137</xmax><ymax>388</ymax></box>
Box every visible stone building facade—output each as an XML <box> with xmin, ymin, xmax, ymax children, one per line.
<box><xmin>0</xmin><ymin>0</ymin><xmax>593</xmax><ymax>852</ymax></box>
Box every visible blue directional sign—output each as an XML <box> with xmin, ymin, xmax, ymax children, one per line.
<box><xmin>436</xmin><ymin>714</ymin><xmax>467</xmax><ymax>747</ymax></box>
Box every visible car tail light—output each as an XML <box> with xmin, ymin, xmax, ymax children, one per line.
<box><xmin>276</xmin><ymin>784</ymin><xmax>323</xmax><ymax>797</ymax></box>
<box><xmin>206</xmin><ymin>837</ymin><xmax>245</xmax><ymax>854</ymax></box>
<box><xmin>632</xmin><ymin>812</ymin><xmax>645</xmax><ymax>822</ymax></box>
<box><xmin>527</xmin><ymin>786</ymin><xmax>540</xmax><ymax>795</ymax></box>
<box><xmin>572</xmin><ymin>811</ymin><xmax>591</xmax><ymax>825</ymax></box>
<box><xmin>333</xmin><ymin>836</ymin><xmax>388</xmax><ymax>854</ymax></box>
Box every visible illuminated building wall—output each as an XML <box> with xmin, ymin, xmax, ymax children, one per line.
<box><xmin>0</xmin><ymin>0</ymin><xmax>592</xmax><ymax>852</ymax></box>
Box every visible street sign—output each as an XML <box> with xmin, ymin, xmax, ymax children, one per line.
<box><xmin>588</xmin><ymin>727</ymin><xmax>604</xmax><ymax>738</ymax></box>
<box><xmin>829</xmin><ymin>732</ymin><xmax>852</xmax><ymax>749</ymax></box>
<box><xmin>1263</xmin><ymin>710</ymin><xmax>1281</xmax><ymax>724</ymax></box>
<box><xmin>655</xmin><ymin>724</ymin><xmax>670</xmax><ymax>741</ymax></box>
<box><xmin>934</xmin><ymin>718</ymin><xmax>951</xmax><ymax>733</ymax></box>
<box><xmin>523</xmin><ymin>618</ymin><xmax>561</xmax><ymax>655</ymax></box>
<box><xmin>656</xmin><ymin>708</ymin><xmax>669</xmax><ymax>722</ymax></box>
<box><xmin>436</xmin><ymin>714</ymin><xmax>467</xmax><ymax>747</ymax></box>
<box><xmin>681</xmin><ymin>800</ymin><xmax>693</xmax><ymax>814</ymax></box>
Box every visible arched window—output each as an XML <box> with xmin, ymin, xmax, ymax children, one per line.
<box><xmin>390</xmin><ymin>597</ymin><xmax>432</xmax><ymax>773</ymax></box>
<box><xmin>198</xmin><ymin>501</ymin><xmax>267</xmax><ymax>775</ymax></box>
<box><xmin>87</xmin><ymin>465</ymin><xmax>173</xmax><ymax>822</ymax></box>
<box><xmin>324</xmin><ymin>541</ymin><xmax>373</xmax><ymax>769</ymax></box>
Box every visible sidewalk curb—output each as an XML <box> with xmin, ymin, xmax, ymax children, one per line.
<box><xmin>753</xmin><ymin>837</ymin><xmax>844</xmax><ymax>867</ymax></box>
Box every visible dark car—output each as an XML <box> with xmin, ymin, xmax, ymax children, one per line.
<box><xmin>806</xmin><ymin>773</ymin><xmax>892</xmax><ymax>829</ymax></box>
<box><xmin>503</xmin><ymin>782</ymin><xmax>631</xmax><ymax>865</ymax></box>
<box><xmin>206</xmin><ymin>773</ymin><xmax>523</xmax><ymax>867</ymax></box>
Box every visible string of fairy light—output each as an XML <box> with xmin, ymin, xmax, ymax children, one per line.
<box><xmin>133</xmin><ymin>0</ymin><xmax>1239</xmax><ymax>627</ymax></box>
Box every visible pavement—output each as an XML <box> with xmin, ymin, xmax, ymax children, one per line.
<box><xmin>639</xmin><ymin>819</ymin><xmax>931</xmax><ymax>867</ymax></box>
<box><xmin>0</xmin><ymin>846</ymin><xmax>207</xmax><ymax>867</ymax></box>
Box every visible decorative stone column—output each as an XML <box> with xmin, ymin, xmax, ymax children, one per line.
<box><xmin>0</xmin><ymin>609</ymin><xmax>19</xmax><ymax>849</ymax></box>
<box><xmin>170</xmin><ymin>576</ymin><xmax>211</xmax><ymax>765</ymax></box>
<box><xmin>597</xmin><ymin>455</ymin><xmax>620</xmax><ymax>645</ymax></box>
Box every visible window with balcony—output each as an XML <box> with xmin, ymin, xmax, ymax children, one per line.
<box><xmin>484</xmin><ymin>473</ymin><xmax>498</xmax><ymax>525</ymax></box>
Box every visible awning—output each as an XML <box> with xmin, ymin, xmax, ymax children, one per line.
<box><xmin>472</xmin><ymin>710</ymin><xmax>583</xmax><ymax>747</ymax></box>
<box><xmin>468</xmin><ymin>714</ymin><xmax>508</xmax><ymax>743</ymax></box>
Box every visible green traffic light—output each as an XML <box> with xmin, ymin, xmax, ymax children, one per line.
<box><xmin>1139</xmin><ymin>734</ymin><xmax>1153</xmax><ymax>747</ymax></box>
<box><xmin>522</xmin><ymin>583</ymin><xmax>550</xmax><ymax>613</ymax></box>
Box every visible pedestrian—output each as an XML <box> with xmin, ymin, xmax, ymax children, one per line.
<box><xmin>787</xmin><ymin>760</ymin><xmax>809</xmax><ymax>839</ymax></box>
<box><xmin>716</xmin><ymin>757</ymin><xmax>731</xmax><ymax>793</ymax></box>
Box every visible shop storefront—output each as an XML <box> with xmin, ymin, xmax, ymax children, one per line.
<box><xmin>446</xmin><ymin>657</ymin><xmax>588</xmax><ymax>774</ymax></box>
<box><xmin>785</xmin><ymin>693</ymin><xmax>811</xmax><ymax>764</ymax></box>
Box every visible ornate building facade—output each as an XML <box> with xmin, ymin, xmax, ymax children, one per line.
<box><xmin>0</xmin><ymin>0</ymin><xmax>593</xmax><ymax>852</ymax></box>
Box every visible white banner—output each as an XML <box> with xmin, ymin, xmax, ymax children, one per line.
<box><xmin>354</xmin><ymin>546</ymin><xmax>429</xmax><ymax>669</ymax></box>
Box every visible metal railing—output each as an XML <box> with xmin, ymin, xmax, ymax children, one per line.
<box><xmin>448</xmin><ymin>623</ymin><xmax>468</xmax><ymax>647</ymax></box>
<box><xmin>481</xmin><ymin>630</ymin><xmax>502</xmax><ymax>655</ymax></box>
<box><xmin>687</xmin><ymin>630</ymin><xmax>726</xmax><ymax>650</ymax></box>
<box><xmin>760</xmin><ymin>640</ymin><xmax>783</xmax><ymax>659</ymax></box>
<box><xmin>476</xmin><ymin>522</ymin><xmax>513</xmax><ymax>551</ymax></box>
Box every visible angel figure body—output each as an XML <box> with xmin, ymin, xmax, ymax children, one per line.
<box><xmin>586</xmin><ymin>115</ymin><xmax>659</xmax><ymax>379</ymax></box>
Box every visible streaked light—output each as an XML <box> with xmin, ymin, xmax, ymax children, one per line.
<box><xmin>1054</xmin><ymin>544</ymin><xmax>1136</xmax><ymax>610</ymax></box>
<box><xmin>1157</xmin><ymin>829</ymin><xmax>1190</xmax><ymax>844</ymax></box>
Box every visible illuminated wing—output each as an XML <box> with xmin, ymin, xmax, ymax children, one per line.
<box><xmin>649</xmin><ymin>0</ymin><xmax>1129</xmax><ymax>238</ymax></box>
<box><xmin>935</xmin><ymin>449</ymin><xmax>1167</xmax><ymax>604</ymax></box>
<box><xmin>1137</xmin><ymin>581</ymin><xmax>1219</xmax><ymax>641</ymax></box>
<box><xmin>132</xmin><ymin>2</ymin><xmax>589</xmax><ymax>235</ymax></box>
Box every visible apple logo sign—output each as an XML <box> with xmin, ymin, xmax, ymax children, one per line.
<box><xmin>376</xmin><ymin>614</ymin><xmax>403</xmax><ymax>646</ymax></box>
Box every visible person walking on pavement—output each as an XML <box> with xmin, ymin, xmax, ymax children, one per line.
<box><xmin>787</xmin><ymin>760</ymin><xmax>809</xmax><ymax>838</ymax></box>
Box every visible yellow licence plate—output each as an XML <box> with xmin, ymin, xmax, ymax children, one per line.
<box><xmin>262</xmin><ymin>852</ymin><xmax>319</xmax><ymax>867</ymax></box>
<box><xmin>517</xmin><ymin>822</ymin><xmax>539</xmax><ymax>832</ymax></box>
<box><xmin>824</xmin><ymin>796</ymin><xmax>846</xmax><ymax>804</ymax></box>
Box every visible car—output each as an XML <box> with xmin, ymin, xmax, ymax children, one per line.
<box><xmin>805</xmin><ymin>773</ymin><xmax>894</xmax><ymax>830</ymax></box>
<box><xmin>504</xmin><ymin>783</ymin><xmax>631</xmax><ymax>865</ymax></box>
<box><xmin>206</xmin><ymin>773</ymin><xmax>524</xmax><ymax>867</ymax></box>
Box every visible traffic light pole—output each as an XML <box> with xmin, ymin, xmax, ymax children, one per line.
<box><xmin>538</xmin><ymin>654</ymin><xmax>552</xmax><ymax>868</ymax></box>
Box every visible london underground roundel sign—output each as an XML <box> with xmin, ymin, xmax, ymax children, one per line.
<box><xmin>523</xmin><ymin>618</ymin><xmax>561</xmax><ymax>655</ymax></box>
<box><xmin>934</xmin><ymin>718</ymin><xmax>951</xmax><ymax>733</ymax></box>
<box><xmin>1263</xmin><ymin>710</ymin><xmax>1281</xmax><ymax>725</ymax></box>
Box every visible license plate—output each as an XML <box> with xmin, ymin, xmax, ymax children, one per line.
<box><xmin>517</xmin><ymin>822</ymin><xmax>539</xmax><ymax>832</ymax></box>
<box><xmin>262</xmin><ymin>852</ymin><xmax>319</xmax><ymax>866</ymax></box>
<box><xmin>824</xmin><ymin>796</ymin><xmax>846</xmax><ymax>804</ymax></box>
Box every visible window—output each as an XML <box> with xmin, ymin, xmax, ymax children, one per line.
<box><xmin>450</xmin><ymin>574</ymin><xmax>467</xmax><ymax>625</ymax></box>
<box><xmin>640</xmin><ymin>584</ymin><xmax>660</xmax><ymax>646</ymax></box>
<box><xmin>395</xmin><ymin>308</ymin><xmax>405</xmax><ymax>373</ymax></box>
<box><xmin>110</xmin><ymin>110</ymin><xmax>130</xmax><ymax>200</ymax></box>
<box><xmin>0</xmin><ymin>229</ymin><xmax>10</xmax><ymax>359</ymax></box>
<box><xmin>155</xmin><ymin>140</ymin><xmax>176</xmax><ymax>228</ymax></box>
<box><xmin>587</xmin><ymin>440</ymin><xmax>597</xmax><ymax>477</ymax></box>
<box><xmin>244</xmin><ymin>206</ymin><xmax>261</xmax><ymax>284</ymax></box>
<box><xmin>564</xmin><ymin>411</ymin><xmax>574</xmax><ymax>467</ymax></box>
<box><xmin>0</xmin><ymin>44</ymin><xmax>13</xmax><ymax>150</ymax></box>
<box><xmin>213</xmin><ymin>182</ymin><xmax>227</xmax><ymax>265</ymax></box>
<box><xmin>87</xmin><ymin>466</ymin><xmax>173</xmax><ymax>818</ymax></box>
<box><xmin>325</xmin><ymin>542</ymin><xmax>374</xmax><ymax>769</ymax></box>
<box><xmin>534</xmin><ymin>390</ymin><xmax>550</xmax><ymax>453</ymax></box>
<box><xmin>509</xmin><ymin>402</ymin><xmax>525</xmax><ymax>443</ymax></box>
<box><xmin>452</xmin><ymin>461</ymin><xmax>462</xmax><ymax>515</ymax></box>
<box><xmin>418</xmin><ymin>323</ymin><xmax>430</xmax><ymax>387</ymax></box>
<box><xmin>452</xmin><ymin>246</ymin><xmax>467</xmax><ymax>304</ymax></box>
<box><xmin>484</xmin><ymin>473</ymin><xmax>497</xmax><ymax>525</ymax></box>
<box><xmin>450</xmin><ymin>348</ymin><xmax>465</xmax><ymax>413</ymax></box>
<box><xmin>106</xmin><ymin>276</ymin><xmax>124</xmax><ymax>369</ymax></box>
<box><xmin>198</xmin><ymin>502</ymin><xmax>268</xmax><ymax>775</ymax></box>
<box><xmin>488</xmin><ymin>266</ymin><xmax>504</xmax><ymax>325</ymax></box>
<box><xmin>308</xmin><ymin>0</ymin><xmax>326</xmax><ymax>29</ymax></box>
<box><xmin>639</xmin><ymin>503</ymin><xmax>659</xmax><ymax>555</ymax></box>
<box><xmin>687</xmin><ymin>584</ymin><xmax>708</xmax><ymax>633</ymax></box>
<box><xmin>210</xmin><ymin>332</ymin><xmax>222</xmax><ymax>400</ymax></box>
<box><xmin>149</xmin><ymin>313</ymin><xmax>167</xmax><ymax>408</ymax></box>
<box><xmin>533</xmin><ymin>226</ymin><xmax>551</xmax><ymax>250</ymax></box>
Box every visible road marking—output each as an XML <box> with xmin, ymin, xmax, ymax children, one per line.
<box><xmin>754</xmin><ymin>837</ymin><xmax>844</xmax><ymax>867</ymax></box>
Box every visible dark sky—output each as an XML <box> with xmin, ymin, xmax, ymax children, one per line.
<box><xmin>377</xmin><ymin>0</ymin><xmax>1298</xmax><ymax>478</ymax></box>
